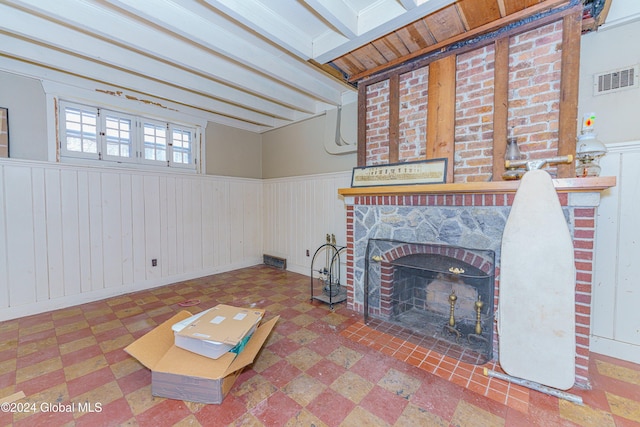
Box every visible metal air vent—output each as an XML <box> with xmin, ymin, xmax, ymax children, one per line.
<box><xmin>594</xmin><ymin>65</ymin><xmax>639</xmax><ymax>95</ymax></box>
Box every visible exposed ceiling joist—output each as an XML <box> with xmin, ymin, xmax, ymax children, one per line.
<box><xmin>0</xmin><ymin>0</ymin><xmax>609</xmax><ymax>135</ymax></box>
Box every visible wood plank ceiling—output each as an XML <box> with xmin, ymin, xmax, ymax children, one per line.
<box><xmin>327</xmin><ymin>0</ymin><xmax>609</xmax><ymax>83</ymax></box>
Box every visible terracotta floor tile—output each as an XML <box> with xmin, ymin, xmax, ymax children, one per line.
<box><xmin>330</xmin><ymin>371</ymin><xmax>374</xmax><ymax>404</ymax></box>
<box><xmin>306</xmin><ymin>388</ymin><xmax>357</xmax><ymax>427</ymax></box>
<box><xmin>16</xmin><ymin>356</ymin><xmax>63</xmax><ymax>384</ymax></box>
<box><xmin>194</xmin><ymin>393</ymin><xmax>247</xmax><ymax>426</ymax></box>
<box><xmin>395</xmin><ymin>403</ymin><xmax>449</xmax><ymax>427</ymax></box>
<box><xmin>559</xmin><ymin>398</ymin><xmax>617</xmax><ymax>427</ymax></box>
<box><xmin>1</xmin><ymin>266</ymin><xmax>639</xmax><ymax>426</ymax></box>
<box><xmin>307</xmin><ymin>358</ymin><xmax>347</xmax><ymax>386</ymax></box>
<box><xmin>606</xmin><ymin>391</ymin><xmax>640</xmax><ymax>423</ymax></box>
<box><xmin>267</xmin><ymin>336</ymin><xmax>301</xmax><ymax>359</ymax></box>
<box><xmin>67</xmin><ymin>366</ymin><xmax>116</xmax><ymax>398</ymax></box>
<box><xmin>306</xmin><ymin>334</ymin><xmax>343</xmax><ymax>357</ymax></box>
<box><xmin>359</xmin><ymin>384</ymin><xmax>408</xmax><ymax>425</ymax></box>
<box><xmin>326</xmin><ymin>345</ymin><xmax>363</xmax><ymax>370</ymax></box>
<box><xmin>282</xmin><ymin>373</ymin><xmax>326</xmax><ymax>407</ymax></box>
<box><xmin>451</xmin><ymin>399</ymin><xmax>506</xmax><ymax>427</ymax></box>
<box><xmin>12</xmin><ymin>407</ymin><xmax>75</xmax><ymax>427</ymax></box>
<box><xmin>17</xmin><ymin>368</ymin><xmax>66</xmax><ymax>396</ymax></box>
<box><xmin>54</xmin><ymin>320</ymin><xmax>90</xmax><ymax>341</ymax></box>
<box><xmin>231</xmin><ymin>374</ymin><xmax>278</xmax><ymax>408</ymax></box>
<box><xmin>116</xmin><ymin>366</ymin><xmax>151</xmax><ymax>396</ymax></box>
<box><xmin>285</xmin><ymin>347</ymin><xmax>323</xmax><ymax>371</ymax></box>
<box><xmin>377</xmin><ymin>367</ymin><xmax>422</xmax><ymax>400</ymax></box>
<box><xmin>259</xmin><ymin>359</ymin><xmax>302</xmax><ymax>388</ymax></box>
<box><xmin>135</xmin><ymin>397</ymin><xmax>192</xmax><ymax>427</ymax></box>
<box><xmin>411</xmin><ymin>375</ymin><xmax>464</xmax><ymax>420</ymax></box>
<box><xmin>56</xmin><ymin>328</ymin><xmax>97</xmax><ymax>346</ymax></box>
<box><xmin>74</xmin><ymin>397</ymin><xmax>132</xmax><ymax>427</ymax></box>
<box><xmin>60</xmin><ymin>344</ymin><xmax>103</xmax><ymax>367</ymax></box>
<box><xmin>16</xmin><ymin>344</ymin><xmax>61</xmax><ymax>369</ymax></box>
<box><xmin>251</xmin><ymin>391</ymin><xmax>302</xmax><ymax>426</ymax></box>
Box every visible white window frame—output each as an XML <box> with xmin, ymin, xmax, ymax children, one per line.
<box><xmin>59</xmin><ymin>103</ymin><xmax>100</xmax><ymax>160</ymax></box>
<box><xmin>59</xmin><ymin>100</ymin><xmax>199</xmax><ymax>171</ymax></box>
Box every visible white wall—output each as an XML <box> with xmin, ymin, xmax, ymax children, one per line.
<box><xmin>578</xmin><ymin>20</ymin><xmax>640</xmax><ymax>143</ymax></box>
<box><xmin>0</xmin><ymin>72</ymin><xmax>48</xmax><ymax>160</ymax></box>
<box><xmin>591</xmin><ymin>144</ymin><xmax>640</xmax><ymax>363</ymax></box>
<box><xmin>262</xmin><ymin>113</ymin><xmax>357</xmax><ymax>179</ymax></box>
<box><xmin>205</xmin><ymin>122</ymin><xmax>262</xmax><ymax>178</ymax></box>
<box><xmin>580</xmin><ymin>8</ymin><xmax>640</xmax><ymax>361</ymax></box>
<box><xmin>0</xmin><ymin>159</ymin><xmax>263</xmax><ymax>321</ymax></box>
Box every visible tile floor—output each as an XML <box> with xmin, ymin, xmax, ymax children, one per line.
<box><xmin>1</xmin><ymin>265</ymin><xmax>639</xmax><ymax>427</ymax></box>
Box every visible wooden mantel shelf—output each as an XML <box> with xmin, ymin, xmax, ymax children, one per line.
<box><xmin>338</xmin><ymin>176</ymin><xmax>616</xmax><ymax>197</ymax></box>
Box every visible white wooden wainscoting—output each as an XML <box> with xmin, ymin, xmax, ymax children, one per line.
<box><xmin>592</xmin><ymin>141</ymin><xmax>640</xmax><ymax>363</ymax></box>
<box><xmin>263</xmin><ymin>172</ymin><xmax>351</xmax><ymax>276</ymax></box>
<box><xmin>0</xmin><ymin>159</ymin><xmax>263</xmax><ymax>321</ymax></box>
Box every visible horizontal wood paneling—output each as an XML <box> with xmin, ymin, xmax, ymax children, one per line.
<box><xmin>0</xmin><ymin>160</ymin><xmax>263</xmax><ymax>320</ymax></box>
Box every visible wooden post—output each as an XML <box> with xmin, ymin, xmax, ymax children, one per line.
<box><xmin>558</xmin><ymin>6</ymin><xmax>582</xmax><ymax>178</ymax></box>
<box><xmin>389</xmin><ymin>74</ymin><xmax>400</xmax><ymax>163</ymax></box>
<box><xmin>357</xmin><ymin>82</ymin><xmax>367</xmax><ymax>167</ymax></box>
<box><xmin>426</xmin><ymin>55</ymin><xmax>456</xmax><ymax>183</ymax></box>
<box><xmin>493</xmin><ymin>37</ymin><xmax>510</xmax><ymax>181</ymax></box>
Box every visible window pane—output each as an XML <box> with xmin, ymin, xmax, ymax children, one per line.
<box><xmin>105</xmin><ymin>115</ymin><xmax>132</xmax><ymax>158</ymax></box>
<box><xmin>83</xmin><ymin>138</ymin><xmax>97</xmax><ymax>153</ymax></box>
<box><xmin>64</xmin><ymin>106</ymin><xmax>97</xmax><ymax>154</ymax></box>
<box><xmin>172</xmin><ymin>128</ymin><xmax>192</xmax><ymax>164</ymax></box>
<box><xmin>143</xmin><ymin>123</ymin><xmax>167</xmax><ymax>161</ymax></box>
<box><xmin>67</xmin><ymin>136</ymin><xmax>82</xmax><ymax>152</ymax></box>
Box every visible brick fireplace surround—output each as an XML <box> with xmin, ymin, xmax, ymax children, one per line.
<box><xmin>339</xmin><ymin>178</ymin><xmax>614</xmax><ymax>391</ymax></box>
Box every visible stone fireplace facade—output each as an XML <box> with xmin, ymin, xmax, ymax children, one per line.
<box><xmin>343</xmin><ymin>190</ymin><xmax>601</xmax><ymax>388</ymax></box>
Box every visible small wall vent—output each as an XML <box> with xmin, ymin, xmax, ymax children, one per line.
<box><xmin>263</xmin><ymin>254</ymin><xmax>286</xmax><ymax>270</ymax></box>
<box><xmin>594</xmin><ymin>65</ymin><xmax>639</xmax><ymax>95</ymax></box>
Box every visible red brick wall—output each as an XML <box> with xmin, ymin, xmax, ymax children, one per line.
<box><xmin>399</xmin><ymin>67</ymin><xmax>429</xmax><ymax>162</ymax></box>
<box><xmin>508</xmin><ymin>21</ymin><xmax>563</xmax><ymax>177</ymax></box>
<box><xmin>455</xmin><ymin>44</ymin><xmax>496</xmax><ymax>182</ymax></box>
<box><xmin>365</xmin><ymin>80</ymin><xmax>390</xmax><ymax>165</ymax></box>
<box><xmin>363</xmin><ymin>22</ymin><xmax>565</xmax><ymax>181</ymax></box>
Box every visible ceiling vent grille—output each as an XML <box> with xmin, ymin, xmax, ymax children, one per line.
<box><xmin>594</xmin><ymin>65</ymin><xmax>639</xmax><ymax>95</ymax></box>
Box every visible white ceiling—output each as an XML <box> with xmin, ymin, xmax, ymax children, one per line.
<box><xmin>0</xmin><ymin>0</ymin><xmax>455</xmax><ymax>133</ymax></box>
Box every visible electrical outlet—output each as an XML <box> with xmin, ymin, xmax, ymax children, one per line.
<box><xmin>306</xmin><ymin>249</ymin><xmax>310</xmax><ymax>257</ymax></box>
<box><xmin>151</xmin><ymin>258</ymin><xmax>158</xmax><ymax>267</ymax></box>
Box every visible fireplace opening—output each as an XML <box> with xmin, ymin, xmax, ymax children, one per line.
<box><xmin>364</xmin><ymin>239</ymin><xmax>495</xmax><ymax>365</ymax></box>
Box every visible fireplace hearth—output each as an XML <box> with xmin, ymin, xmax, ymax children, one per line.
<box><xmin>364</xmin><ymin>239</ymin><xmax>495</xmax><ymax>365</ymax></box>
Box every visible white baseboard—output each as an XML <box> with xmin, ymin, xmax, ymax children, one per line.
<box><xmin>590</xmin><ymin>335</ymin><xmax>640</xmax><ymax>364</ymax></box>
<box><xmin>0</xmin><ymin>259</ymin><xmax>261</xmax><ymax>322</ymax></box>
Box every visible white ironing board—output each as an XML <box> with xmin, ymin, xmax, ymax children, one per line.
<box><xmin>498</xmin><ymin>169</ymin><xmax>576</xmax><ymax>390</ymax></box>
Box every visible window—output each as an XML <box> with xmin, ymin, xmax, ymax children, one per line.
<box><xmin>59</xmin><ymin>101</ymin><xmax>198</xmax><ymax>170</ymax></box>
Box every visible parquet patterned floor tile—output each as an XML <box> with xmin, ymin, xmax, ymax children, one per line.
<box><xmin>1</xmin><ymin>265</ymin><xmax>638</xmax><ymax>426</ymax></box>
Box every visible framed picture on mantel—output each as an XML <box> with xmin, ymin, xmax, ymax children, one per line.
<box><xmin>351</xmin><ymin>158</ymin><xmax>447</xmax><ymax>187</ymax></box>
<box><xmin>0</xmin><ymin>107</ymin><xmax>9</xmax><ymax>158</ymax></box>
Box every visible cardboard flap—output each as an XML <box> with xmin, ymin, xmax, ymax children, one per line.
<box><xmin>124</xmin><ymin>311</ymin><xmax>193</xmax><ymax>370</ymax></box>
<box><xmin>154</xmin><ymin>345</ymin><xmax>237</xmax><ymax>379</ymax></box>
<box><xmin>224</xmin><ymin>316</ymin><xmax>279</xmax><ymax>376</ymax></box>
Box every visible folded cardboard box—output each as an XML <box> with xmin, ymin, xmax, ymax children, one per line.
<box><xmin>124</xmin><ymin>310</ymin><xmax>278</xmax><ymax>404</ymax></box>
<box><xmin>172</xmin><ymin>305</ymin><xmax>265</xmax><ymax>359</ymax></box>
